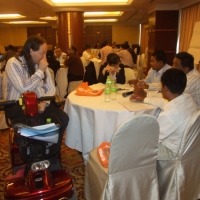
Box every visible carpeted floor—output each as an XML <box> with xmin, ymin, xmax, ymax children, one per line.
<box><xmin>0</xmin><ymin>128</ymin><xmax>86</xmax><ymax>200</ymax></box>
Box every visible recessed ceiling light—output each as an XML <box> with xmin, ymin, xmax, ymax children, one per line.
<box><xmin>84</xmin><ymin>12</ymin><xmax>123</xmax><ymax>17</ymax></box>
<box><xmin>40</xmin><ymin>16</ymin><xmax>57</xmax><ymax>20</ymax></box>
<box><xmin>84</xmin><ymin>19</ymin><xmax>118</xmax><ymax>22</ymax></box>
<box><xmin>0</xmin><ymin>14</ymin><xmax>25</xmax><ymax>19</ymax></box>
<box><xmin>43</xmin><ymin>0</ymin><xmax>132</xmax><ymax>6</ymax></box>
<box><xmin>2</xmin><ymin>21</ymin><xmax>47</xmax><ymax>24</ymax></box>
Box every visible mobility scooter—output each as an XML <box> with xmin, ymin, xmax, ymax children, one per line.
<box><xmin>0</xmin><ymin>92</ymin><xmax>77</xmax><ymax>200</ymax></box>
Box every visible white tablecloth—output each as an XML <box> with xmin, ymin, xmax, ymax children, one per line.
<box><xmin>55</xmin><ymin>68</ymin><xmax>68</xmax><ymax>100</ymax></box>
<box><xmin>64</xmin><ymin>84</ymin><xmax>160</xmax><ymax>163</ymax></box>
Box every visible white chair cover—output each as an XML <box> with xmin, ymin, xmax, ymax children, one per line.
<box><xmin>124</xmin><ymin>67</ymin><xmax>137</xmax><ymax>82</ymax></box>
<box><xmin>136</xmin><ymin>54</ymin><xmax>145</xmax><ymax>80</ymax></box>
<box><xmin>80</xmin><ymin>56</ymin><xmax>86</xmax><ymax>68</ymax></box>
<box><xmin>136</xmin><ymin>55</ymin><xmax>140</xmax><ymax>70</ymax></box>
<box><xmin>55</xmin><ymin>68</ymin><xmax>68</xmax><ymax>101</ymax></box>
<box><xmin>68</xmin><ymin>80</ymin><xmax>82</xmax><ymax>94</ymax></box>
<box><xmin>157</xmin><ymin>110</ymin><xmax>200</xmax><ymax>200</ymax></box>
<box><xmin>84</xmin><ymin>114</ymin><xmax>160</xmax><ymax>200</ymax></box>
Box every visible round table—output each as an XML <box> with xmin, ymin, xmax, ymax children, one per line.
<box><xmin>64</xmin><ymin>84</ymin><xmax>160</xmax><ymax>163</ymax></box>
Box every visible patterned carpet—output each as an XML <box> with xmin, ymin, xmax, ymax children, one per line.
<box><xmin>0</xmin><ymin>128</ymin><xmax>86</xmax><ymax>200</ymax></box>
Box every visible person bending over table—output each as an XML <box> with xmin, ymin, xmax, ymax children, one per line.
<box><xmin>117</xmin><ymin>42</ymin><xmax>134</xmax><ymax>69</ymax></box>
<box><xmin>100</xmin><ymin>40</ymin><xmax>113</xmax><ymax>65</ymax></box>
<box><xmin>98</xmin><ymin>53</ymin><xmax>125</xmax><ymax>84</ymax></box>
<box><xmin>128</xmin><ymin>50</ymin><xmax>171</xmax><ymax>91</ymax></box>
<box><xmin>4</xmin><ymin>35</ymin><xmax>69</xmax><ymax>138</ymax></box>
<box><xmin>130</xmin><ymin>68</ymin><xmax>199</xmax><ymax>160</ymax></box>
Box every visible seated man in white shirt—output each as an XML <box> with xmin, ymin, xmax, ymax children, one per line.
<box><xmin>172</xmin><ymin>52</ymin><xmax>200</xmax><ymax>107</ymax></box>
<box><xmin>128</xmin><ymin>50</ymin><xmax>171</xmax><ymax>90</ymax></box>
<box><xmin>130</xmin><ymin>68</ymin><xmax>199</xmax><ymax>160</ymax></box>
<box><xmin>54</xmin><ymin>46</ymin><xmax>67</xmax><ymax>65</ymax></box>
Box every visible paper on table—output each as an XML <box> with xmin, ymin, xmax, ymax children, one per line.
<box><xmin>90</xmin><ymin>83</ymin><xmax>105</xmax><ymax>90</ymax></box>
<box><xmin>116</xmin><ymin>83</ymin><xmax>133</xmax><ymax>90</ymax></box>
<box><xmin>118</xmin><ymin>99</ymin><xmax>156</xmax><ymax>112</ymax></box>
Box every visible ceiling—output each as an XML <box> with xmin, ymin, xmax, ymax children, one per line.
<box><xmin>0</xmin><ymin>0</ymin><xmax>199</xmax><ymax>28</ymax></box>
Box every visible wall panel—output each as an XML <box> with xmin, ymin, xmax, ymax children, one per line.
<box><xmin>0</xmin><ymin>27</ymin><xmax>27</xmax><ymax>46</ymax></box>
<box><xmin>112</xmin><ymin>25</ymin><xmax>140</xmax><ymax>45</ymax></box>
<box><xmin>84</xmin><ymin>25</ymin><xmax>112</xmax><ymax>47</ymax></box>
<box><xmin>27</xmin><ymin>27</ymin><xmax>56</xmax><ymax>47</ymax></box>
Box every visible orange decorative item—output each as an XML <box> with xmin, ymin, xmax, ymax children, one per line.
<box><xmin>97</xmin><ymin>142</ymin><xmax>110</xmax><ymax>168</ymax></box>
<box><xmin>75</xmin><ymin>82</ymin><xmax>104</xmax><ymax>96</ymax></box>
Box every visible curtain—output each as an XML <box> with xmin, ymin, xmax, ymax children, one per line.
<box><xmin>179</xmin><ymin>2</ymin><xmax>200</xmax><ymax>52</ymax></box>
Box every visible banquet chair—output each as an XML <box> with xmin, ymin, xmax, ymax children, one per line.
<box><xmin>136</xmin><ymin>54</ymin><xmax>140</xmax><ymax>70</ymax></box>
<box><xmin>157</xmin><ymin>110</ymin><xmax>200</xmax><ymax>200</ymax></box>
<box><xmin>124</xmin><ymin>67</ymin><xmax>137</xmax><ymax>82</ymax></box>
<box><xmin>83</xmin><ymin>61</ymin><xmax>97</xmax><ymax>85</ymax></box>
<box><xmin>80</xmin><ymin>56</ymin><xmax>86</xmax><ymax>70</ymax></box>
<box><xmin>55</xmin><ymin>68</ymin><xmax>68</xmax><ymax>100</ymax></box>
<box><xmin>68</xmin><ymin>80</ymin><xmax>83</xmax><ymax>94</ymax></box>
<box><xmin>137</xmin><ymin>53</ymin><xmax>145</xmax><ymax>80</ymax></box>
<box><xmin>84</xmin><ymin>114</ymin><xmax>160</xmax><ymax>200</ymax></box>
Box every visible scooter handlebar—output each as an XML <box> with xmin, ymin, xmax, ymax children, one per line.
<box><xmin>38</xmin><ymin>96</ymin><xmax>56</xmax><ymax>102</ymax></box>
<box><xmin>0</xmin><ymin>100</ymin><xmax>18</xmax><ymax>107</ymax></box>
<box><xmin>0</xmin><ymin>96</ymin><xmax>56</xmax><ymax>109</ymax></box>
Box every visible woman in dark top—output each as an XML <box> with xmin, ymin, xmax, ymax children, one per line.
<box><xmin>98</xmin><ymin>53</ymin><xmax>125</xmax><ymax>84</ymax></box>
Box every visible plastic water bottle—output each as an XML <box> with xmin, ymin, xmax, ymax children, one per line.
<box><xmin>104</xmin><ymin>76</ymin><xmax>111</xmax><ymax>102</ymax></box>
<box><xmin>111</xmin><ymin>80</ymin><xmax>117</xmax><ymax>100</ymax></box>
<box><xmin>104</xmin><ymin>86</ymin><xmax>111</xmax><ymax>102</ymax></box>
<box><xmin>106</xmin><ymin>75</ymin><xmax>112</xmax><ymax>86</ymax></box>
